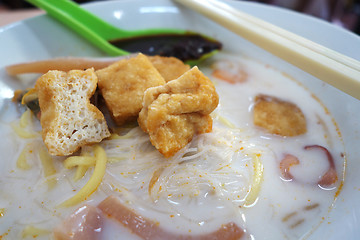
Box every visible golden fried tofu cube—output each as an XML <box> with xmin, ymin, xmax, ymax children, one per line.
<box><xmin>253</xmin><ymin>94</ymin><xmax>307</xmax><ymax>136</ymax></box>
<box><xmin>147</xmin><ymin>56</ymin><xmax>190</xmax><ymax>82</ymax></box>
<box><xmin>96</xmin><ymin>53</ymin><xmax>166</xmax><ymax>126</ymax></box>
<box><xmin>138</xmin><ymin>66</ymin><xmax>219</xmax><ymax>157</ymax></box>
<box><xmin>148</xmin><ymin>114</ymin><xmax>213</xmax><ymax>157</ymax></box>
<box><xmin>35</xmin><ymin>69</ymin><xmax>110</xmax><ymax>156</ymax></box>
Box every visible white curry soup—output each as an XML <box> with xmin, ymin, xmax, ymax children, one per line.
<box><xmin>0</xmin><ymin>52</ymin><xmax>345</xmax><ymax>240</ymax></box>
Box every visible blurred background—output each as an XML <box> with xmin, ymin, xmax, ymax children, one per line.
<box><xmin>1</xmin><ymin>0</ymin><xmax>360</xmax><ymax>34</ymax></box>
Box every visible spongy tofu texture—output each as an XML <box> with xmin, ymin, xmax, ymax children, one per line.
<box><xmin>96</xmin><ymin>53</ymin><xmax>166</xmax><ymax>126</ymax></box>
<box><xmin>35</xmin><ymin>68</ymin><xmax>110</xmax><ymax>156</ymax></box>
<box><xmin>253</xmin><ymin>94</ymin><xmax>307</xmax><ymax>136</ymax></box>
<box><xmin>147</xmin><ymin>55</ymin><xmax>190</xmax><ymax>82</ymax></box>
<box><xmin>138</xmin><ymin>66</ymin><xmax>219</xmax><ymax>157</ymax></box>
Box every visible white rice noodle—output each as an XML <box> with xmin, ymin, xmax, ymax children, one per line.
<box><xmin>101</xmin><ymin>127</ymin><xmax>266</xmax><ymax>225</ymax></box>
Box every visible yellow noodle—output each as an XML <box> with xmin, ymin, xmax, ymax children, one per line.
<box><xmin>74</xmin><ymin>165</ymin><xmax>89</xmax><ymax>182</ymax></box>
<box><xmin>19</xmin><ymin>109</ymin><xmax>33</xmax><ymax>128</ymax></box>
<box><xmin>16</xmin><ymin>143</ymin><xmax>32</xmax><ymax>170</ymax></box>
<box><xmin>60</xmin><ymin>145</ymin><xmax>107</xmax><ymax>207</ymax></box>
<box><xmin>244</xmin><ymin>154</ymin><xmax>264</xmax><ymax>207</ymax></box>
<box><xmin>0</xmin><ymin>208</ymin><xmax>5</xmax><ymax>218</ymax></box>
<box><xmin>39</xmin><ymin>147</ymin><xmax>56</xmax><ymax>176</ymax></box>
<box><xmin>63</xmin><ymin>153</ymin><xmax>97</xmax><ymax>181</ymax></box>
<box><xmin>107</xmin><ymin>133</ymin><xmax>122</xmax><ymax>140</ymax></box>
<box><xmin>21</xmin><ymin>88</ymin><xmax>37</xmax><ymax>105</ymax></box>
<box><xmin>107</xmin><ymin>156</ymin><xmax>127</xmax><ymax>163</ymax></box>
<box><xmin>46</xmin><ymin>178</ymin><xmax>57</xmax><ymax>190</ymax></box>
<box><xmin>39</xmin><ymin>146</ymin><xmax>57</xmax><ymax>189</ymax></box>
<box><xmin>217</xmin><ymin>114</ymin><xmax>236</xmax><ymax>128</ymax></box>
<box><xmin>107</xmin><ymin>132</ymin><xmax>133</xmax><ymax>140</ymax></box>
<box><xmin>10</xmin><ymin>122</ymin><xmax>37</xmax><ymax>139</ymax></box>
<box><xmin>63</xmin><ymin>156</ymin><xmax>96</xmax><ymax>169</ymax></box>
<box><xmin>22</xmin><ymin>225</ymin><xmax>50</xmax><ymax>238</ymax></box>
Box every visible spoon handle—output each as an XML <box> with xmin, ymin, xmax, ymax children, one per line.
<box><xmin>26</xmin><ymin>0</ymin><xmax>190</xmax><ymax>57</ymax></box>
<box><xmin>26</xmin><ymin>0</ymin><xmax>129</xmax><ymax>56</ymax></box>
<box><xmin>26</xmin><ymin>0</ymin><xmax>220</xmax><ymax>64</ymax></box>
<box><xmin>28</xmin><ymin>0</ymin><xmax>126</xmax><ymax>39</ymax></box>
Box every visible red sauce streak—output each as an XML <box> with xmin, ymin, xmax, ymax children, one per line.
<box><xmin>279</xmin><ymin>154</ymin><xmax>300</xmax><ymax>181</ymax></box>
<box><xmin>98</xmin><ymin>196</ymin><xmax>244</xmax><ymax>240</ymax></box>
<box><xmin>304</xmin><ymin>145</ymin><xmax>338</xmax><ymax>187</ymax></box>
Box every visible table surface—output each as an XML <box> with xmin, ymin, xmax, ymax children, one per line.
<box><xmin>0</xmin><ymin>7</ymin><xmax>43</xmax><ymax>27</ymax></box>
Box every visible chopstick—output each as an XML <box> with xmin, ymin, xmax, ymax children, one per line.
<box><xmin>174</xmin><ymin>0</ymin><xmax>360</xmax><ymax>100</ymax></box>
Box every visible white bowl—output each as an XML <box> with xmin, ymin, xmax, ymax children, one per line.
<box><xmin>0</xmin><ymin>0</ymin><xmax>359</xmax><ymax>239</ymax></box>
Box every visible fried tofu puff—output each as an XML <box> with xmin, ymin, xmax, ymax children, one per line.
<box><xmin>138</xmin><ymin>66</ymin><xmax>219</xmax><ymax>157</ymax></box>
<box><xmin>147</xmin><ymin>56</ymin><xmax>190</xmax><ymax>82</ymax></box>
<box><xmin>35</xmin><ymin>69</ymin><xmax>110</xmax><ymax>156</ymax></box>
<box><xmin>253</xmin><ymin>94</ymin><xmax>307</xmax><ymax>136</ymax></box>
<box><xmin>96</xmin><ymin>53</ymin><xmax>166</xmax><ymax>126</ymax></box>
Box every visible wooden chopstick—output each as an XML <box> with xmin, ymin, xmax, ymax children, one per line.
<box><xmin>174</xmin><ymin>0</ymin><xmax>360</xmax><ymax>100</ymax></box>
<box><xmin>208</xmin><ymin>0</ymin><xmax>360</xmax><ymax>72</ymax></box>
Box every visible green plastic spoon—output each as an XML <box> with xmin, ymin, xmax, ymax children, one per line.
<box><xmin>26</xmin><ymin>0</ymin><xmax>222</xmax><ymax>65</ymax></box>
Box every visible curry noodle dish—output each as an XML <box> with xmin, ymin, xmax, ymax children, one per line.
<box><xmin>0</xmin><ymin>52</ymin><xmax>345</xmax><ymax>240</ymax></box>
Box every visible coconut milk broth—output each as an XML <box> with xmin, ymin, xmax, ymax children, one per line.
<box><xmin>203</xmin><ymin>52</ymin><xmax>344</xmax><ymax>239</ymax></box>
<box><xmin>0</xmin><ymin>52</ymin><xmax>344</xmax><ymax>240</ymax></box>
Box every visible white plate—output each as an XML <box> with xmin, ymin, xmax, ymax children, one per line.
<box><xmin>0</xmin><ymin>0</ymin><xmax>359</xmax><ymax>239</ymax></box>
